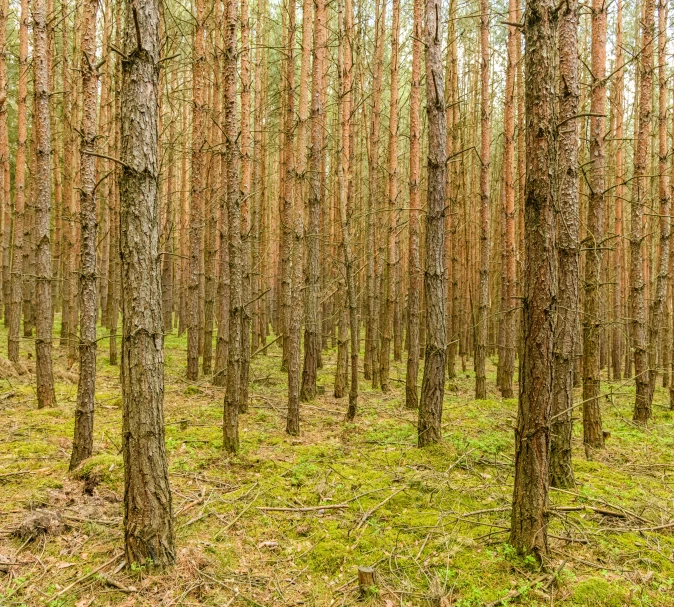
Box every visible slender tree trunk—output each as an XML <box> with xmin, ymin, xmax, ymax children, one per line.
<box><xmin>418</xmin><ymin>0</ymin><xmax>446</xmax><ymax>447</ymax></box>
<box><xmin>646</xmin><ymin>0</ymin><xmax>670</xmax><ymax>405</ymax></box>
<box><xmin>612</xmin><ymin>0</ymin><xmax>624</xmax><ymax>382</ymax></box>
<box><xmin>582</xmin><ymin>0</ymin><xmax>607</xmax><ymax>451</ymax></box>
<box><xmin>405</xmin><ymin>0</ymin><xmax>422</xmax><ymax>410</ymax></box>
<box><xmin>366</xmin><ymin>0</ymin><xmax>385</xmax><ymax>390</ymax></box>
<box><xmin>120</xmin><ymin>0</ymin><xmax>175</xmax><ymax>566</ymax></box>
<box><xmin>8</xmin><ymin>0</ymin><xmax>28</xmax><ymax>364</ymax></box>
<box><xmin>239</xmin><ymin>0</ymin><xmax>253</xmax><ymax>412</ymax></box>
<box><xmin>286</xmin><ymin>0</ymin><xmax>309</xmax><ymax>435</ymax></box>
<box><xmin>550</xmin><ymin>0</ymin><xmax>579</xmax><ymax>489</ymax></box>
<box><xmin>223</xmin><ymin>0</ymin><xmax>241</xmax><ymax>452</ymax></box>
<box><xmin>279</xmin><ymin>0</ymin><xmax>296</xmax><ymax>373</ymax></box>
<box><xmin>380</xmin><ymin>0</ymin><xmax>400</xmax><ymax>393</ymax></box>
<box><xmin>631</xmin><ymin>0</ymin><xmax>655</xmax><ymax>423</ymax></box>
<box><xmin>339</xmin><ymin>0</ymin><xmax>358</xmax><ymax>422</ymax></box>
<box><xmin>70</xmin><ymin>0</ymin><xmax>99</xmax><ymax>468</ymax></box>
<box><xmin>510</xmin><ymin>0</ymin><xmax>557</xmax><ymax>559</ymax></box>
<box><xmin>301</xmin><ymin>0</ymin><xmax>326</xmax><ymax>402</ymax></box>
<box><xmin>498</xmin><ymin>0</ymin><xmax>517</xmax><ymax>398</ymax></box>
<box><xmin>475</xmin><ymin>0</ymin><xmax>490</xmax><ymax>400</ymax></box>
<box><xmin>187</xmin><ymin>0</ymin><xmax>205</xmax><ymax>381</ymax></box>
<box><xmin>0</xmin><ymin>0</ymin><xmax>8</xmax><ymax>327</ymax></box>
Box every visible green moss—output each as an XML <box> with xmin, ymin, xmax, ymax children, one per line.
<box><xmin>71</xmin><ymin>453</ymin><xmax>123</xmax><ymax>487</ymax></box>
<box><xmin>571</xmin><ymin>577</ymin><xmax>629</xmax><ymax>607</ymax></box>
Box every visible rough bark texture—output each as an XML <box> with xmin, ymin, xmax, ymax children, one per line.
<box><xmin>339</xmin><ymin>0</ymin><xmax>358</xmax><ymax>423</ymax></box>
<box><xmin>286</xmin><ymin>0</ymin><xmax>308</xmax><ymax>435</ymax></box>
<box><xmin>475</xmin><ymin>0</ymin><xmax>490</xmax><ymax>400</ymax></box>
<box><xmin>239</xmin><ymin>0</ymin><xmax>252</xmax><ymax>412</ymax></box>
<box><xmin>119</xmin><ymin>0</ymin><xmax>175</xmax><ymax>566</ymax></box>
<box><xmin>380</xmin><ymin>0</ymin><xmax>400</xmax><ymax>393</ymax></box>
<box><xmin>366</xmin><ymin>0</ymin><xmax>385</xmax><ymax>390</ymax></box>
<box><xmin>631</xmin><ymin>0</ymin><xmax>654</xmax><ymax>424</ymax></box>
<box><xmin>612</xmin><ymin>0</ymin><xmax>624</xmax><ymax>382</ymax></box>
<box><xmin>70</xmin><ymin>0</ymin><xmax>99</xmax><ymax>469</ymax></box>
<box><xmin>646</xmin><ymin>0</ymin><xmax>669</xmax><ymax>407</ymax></box>
<box><xmin>222</xmin><ymin>0</ymin><xmax>241</xmax><ymax>453</ymax></box>
<box><xmin>405</xmin><ymin>0</ymin><xmax>422</xmax><ymax>410</ymax></box>
<box><xmin>187</xmin><ymin>0</ymin><xmax>206</xmax><ymax>382</ymax></box>
<box><xmin>509</xmin><ymin>0</ymin><xmax>556</xmax><ymax>559</ymax></box>
<box><xmin>498</xmin><ymin>0</ymin><xmax>517</xmax><ymax>398</ymax></box>
<box><xmin>0</xmin><ymin>0</ymin><xmax>8</xmax><ymax>327</ymax></box>
<box><xmin>550</xmin><ymin>0</ymin><xmax>578</xmax><ymax>488</ymax></box>
<box><xmin>418</xmin><ymin>0</ymin><xmax>446</xmax><ymax>447</ymax></box>
<box><xmin>582</xmin><ymin>0</ymin><xmax>606</xmax><ymax>451</ymax></box>
<box><xmin>300</xmin><ymin>0</ymin><xmax>326</xmax><ymax>403</ymax></box>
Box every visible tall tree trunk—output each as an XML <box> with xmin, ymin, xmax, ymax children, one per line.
<box><xmin>510</xmin><ymin>0</ymin><xmax>557</xmax><ymax>559</ymax></box>
<box><xmin>612</xmin><ymin>0</ymin><xmax>624</xmax><ymax>382</ymax></box>
<box><xmin>631</xmin><ymin>0</ymin><xmax>654</xmax><ymax>423</ymax></box>
<box><xmin>475</xmin><ymin>0</ymin><xmax>490</xmax><ymax>400</ymax></box>
<box><xmin>339</xmin><ymin>0</ymin><xmax>358</xmax><ymax>422</ymax></box>
<box><xmin>187</xmin><ymin>0</ymin><xmax>205</xmax><ymax>381</ymax></box>
<box><xmin>646</xmin><ymin>0</ymin><xmax>670</xmax><ymax>405</ymax></box>
<box><xmin>498</xmin><ymin>0</ymin><xmax>517</xmax><ymax>398</ymax></box>
<box><xmin>418</xmin><ymin>0</ymin><xmax>446</xmax><ymax>447</ymax></box>
<box><xmin>0</xmin><ymin>0</ymin><xmax>8</xmax><ymax>327</ymax></box>
<box><xmin>70</xmin><ymin>0</ymin><xmax>99</xmax><ymax>469</ymax></box>
<box><xmin>223</xmin><ymin>0</ymin><xmax>241</xmax><ymax>452</ymax></box>
<box><xmin>582</xmin><ymin>0</ymin><xmax>607</xmax><ymax>451</ymax></box>
<box><xmin>279</xmin><ymin>0</ymin><xmax>296</xmax><ymax>373</ymax></box>
<box><xmin>119</xmin><ymin>0</ymin><xmax>175</xmax><ymax>566</ymax></box>
<box><xmin>286</xmin><ymin>0</ymin><xmax>309</xmax><ymax>434</ymax></box>
<box><xmin>8</xmin><ymin>0</ymin><xmax>28</xmax><ymax>363</ymax></box>
<box><xmin>405</xmin><ymin>0</ymin><xmax>422</xmax><ymax>410</ymax></box>
<box><xmin>550</xmin><ymin>0</ymin><xmax>579</xmax><ymax>489</ymax></box>
<box><xmin>380</xmin><ymin>0</ymin><xmax>400</xmax><ymax>393</ymax></box>
<box><xmin>366</xmin><ymin>0</ymin><xmax>385</xmax><ymax>389</ymax></box>
<box><xmin>300</xmin><ymin>0</ymin><xmax>326</xmax><ymax>402</ymax></box>
<box><xmin>239</xmin><ymin>0</ymin><xmax>252</xmax><ymax>412</ymax></box>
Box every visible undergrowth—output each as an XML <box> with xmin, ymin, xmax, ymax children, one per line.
<box><xmin>1</xmin><ymin>318</ymin><xmax>673</xmax><ymax>605</ymax></box>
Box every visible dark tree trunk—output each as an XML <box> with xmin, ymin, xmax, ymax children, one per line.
<box><xmin>550</xmin><ymin>0</ymin><xmax>578</xmax><ymax>489</ymax></box>
<box><xmin>119</xmin><ymin>0</ymin><xmax>175</xmax><ymax>567</ymax></box>
<box><xmin>70</xmin><ymin>0</ymin><xmax>99</xmax><ymax>469</ymax></box>
<box><xmin>418</xmin><ymin>0</ymin><xmax>447</xmax><ymax>447</ymax></box>
<box><xmin>509</xmin><ymin>0</ymin><xmax>557</xmax><ymax>559</ymax></box>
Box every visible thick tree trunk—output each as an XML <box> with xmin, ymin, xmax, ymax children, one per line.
<box><xmin>631</xmin><ymin>0</ymin><xmax>654</xmax><ymax>423</ymax></box>
<box><xmin>70</xmin><ymin>0</ymin><xmax>99</xmax><ymax>469</ymax></box>
<box><xmin>509</xmin><ymin>0</ymin><xmax>556</xmax><ymax>559</ymax></box>
<box><xmin>418</xmin><ymin>0</ymin><xmax>446</xmax><ymax>447</ymax></box>
<box><xmin>119</xmin><ymin>0</ymin><xmax>175</xmax><ymax>566</ymax></box>
<box><xmin>550</xmin><ymin>0</ymin><xmax>579</xmax><ymax>489</ymax></box>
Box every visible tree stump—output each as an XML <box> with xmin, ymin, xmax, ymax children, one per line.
<box><xmin>358</xmin><ymin>566</ymin><xmax>375</xmax><ymax>598</ymax></box>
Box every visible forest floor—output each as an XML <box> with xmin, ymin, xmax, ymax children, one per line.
<box><xmin>1</xmin><ymin>322</ymin><xmax>674</xmax><ymax>606</ymax></box>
